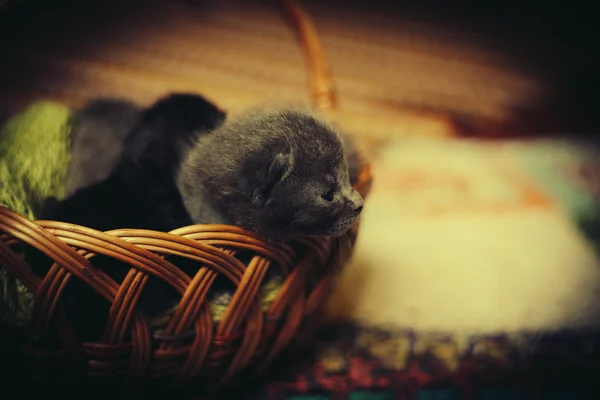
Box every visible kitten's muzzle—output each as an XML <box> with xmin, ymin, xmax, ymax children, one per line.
<box><xmin>346</xmin><ymin>189</ymin><xmax>364</xmax><ymax>215</ymax></box>
<box><xmin>328</xmin><ymin>214</ymin><xmax>359</xmax><ymax>236</ymax></box>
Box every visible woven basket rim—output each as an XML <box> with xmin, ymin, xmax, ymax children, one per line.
<box><xmin>0</xmin><ymin>161</ymin><xmax>372</xmax><ymax>385</ymax></box>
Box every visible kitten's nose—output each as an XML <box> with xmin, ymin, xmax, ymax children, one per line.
<box><xmin>348</xmin><ymin>189</ymin><xmax>364</xmax><ymax>215</ymax></box>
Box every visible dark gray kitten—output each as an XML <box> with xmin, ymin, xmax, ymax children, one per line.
<box><xmin>65</xmin><ymin>98</ymin><xmax>142</xmax><ymax>197</ymax></box>
<box><xmin>177</xmin><ymin>108</ymin><xmax>364</xmax><ymax>241</ymax></box>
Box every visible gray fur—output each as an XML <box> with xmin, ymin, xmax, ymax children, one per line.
<box><xmin>339</xmin><ymin>130</ymin><xmax>364</xmax><ymax>184</ymax></box>
<box><xmin>176</xmin><ymin>107</ymin><xmax>364</xmax><ymax>242</ymax></box>
<box><xmin>65</xmin><ymin>99</ymin><xmax>142</xmax><ymax>197</ymax></box>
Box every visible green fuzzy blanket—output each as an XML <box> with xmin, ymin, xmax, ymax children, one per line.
<box><xmin>0</xmin><ymin>102</ymin><xmax>281</xmax><ymax>328</ymax></box>
<box><xmin>0</xmin><ymin>102</ymin><xmax>71</xmax><ymax>219</ymax></box>
<box><xmin>0</xmin><ymin>102</ymin><xmax>71</xmax><ymax>327</ymax></box>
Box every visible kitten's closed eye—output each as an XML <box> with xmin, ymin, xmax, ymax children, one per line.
<box><xmin>321</xmin><ymin>188</ymin><xmax>335</xmax><ymax>202</ymax></box>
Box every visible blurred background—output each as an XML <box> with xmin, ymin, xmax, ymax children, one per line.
<box><xmin>1</xmin><ymin>0</ymin><xmax>598</xmax><ymax>138</ymax></box>
<box><xmin>2</xmin><ymin>0</ymin><xmax>600</xmax><ymax>398</ymax></box>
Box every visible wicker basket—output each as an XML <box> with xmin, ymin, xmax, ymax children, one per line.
<box><xmin>0</xmin><ymin>0</ymin><xmax>372</xmax><ymax>391</ymax></box>
<box><xmin>0</xmin><ymin>162</ymin><xmax>372</xmax><ymax>388</ymax></box>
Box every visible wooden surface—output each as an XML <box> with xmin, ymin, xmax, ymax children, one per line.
<box><xmin>0</xmin><ymin>0</ymin><xmax>550</xmax><ymax>141</ymax></box>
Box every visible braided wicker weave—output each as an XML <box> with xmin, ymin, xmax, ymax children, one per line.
<box><xmin>0</xmin><ymin>164</ymin><xmax>371</xmax><ymax>386</ymax></box>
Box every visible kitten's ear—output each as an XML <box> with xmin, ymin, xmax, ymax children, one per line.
<box><xmin>252</xmin><ymin>152</ymin><xmax>293</xmax><ymax>205</ymax></box>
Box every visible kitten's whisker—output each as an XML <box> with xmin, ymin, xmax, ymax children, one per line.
<box><xmin>344</xmin><ymin>235</ymin><xmax>351</xmax><ymax>264</ymax></box>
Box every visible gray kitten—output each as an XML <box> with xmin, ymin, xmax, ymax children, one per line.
<box><xmin>177</xmin><ymin>108</ymin><xmax>364</xmax><ymax>241</ymax></box>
